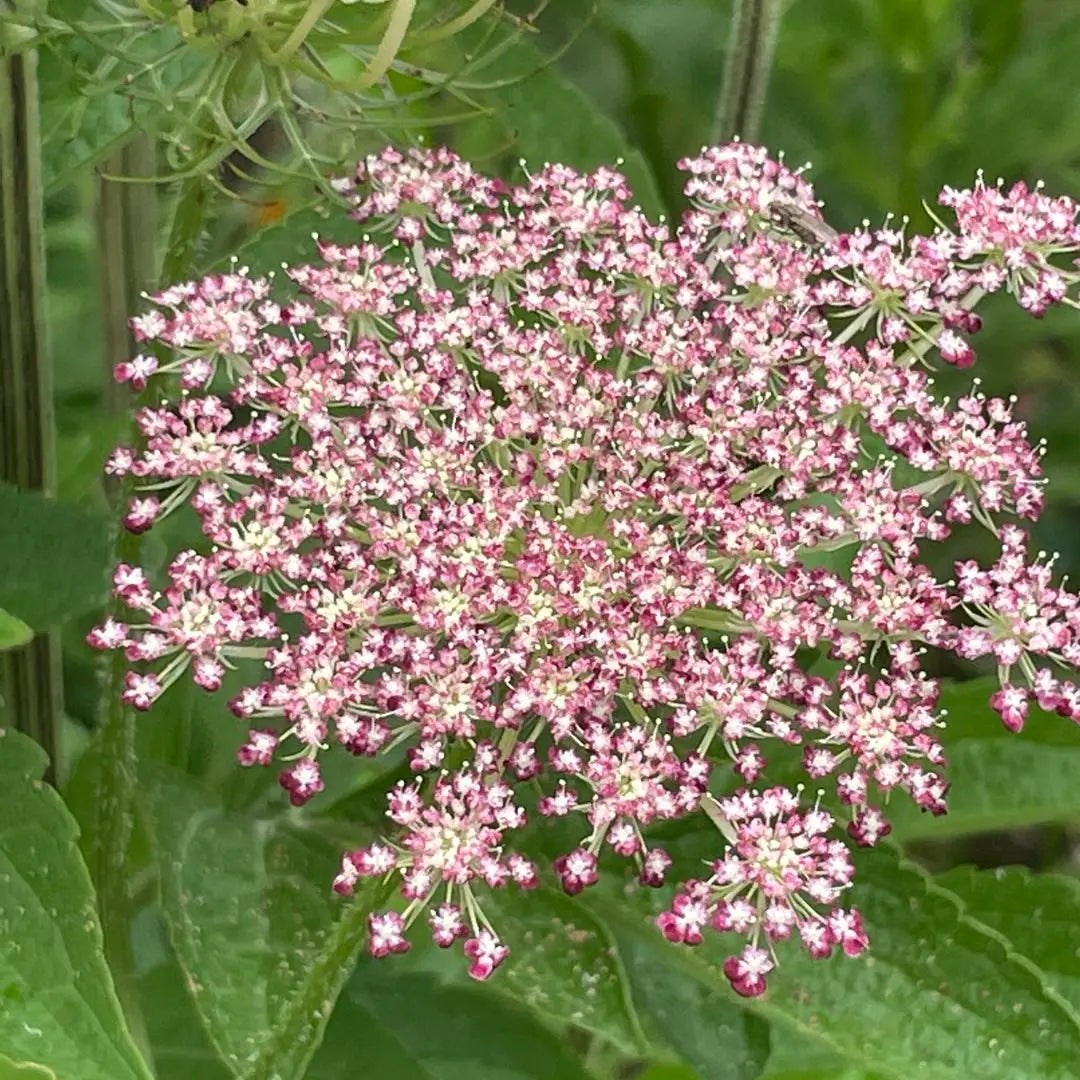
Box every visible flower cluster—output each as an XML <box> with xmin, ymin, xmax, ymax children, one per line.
<box><xmin>91</xmin><ymin>142</ymin><xmax>1080</xmax><ymax>995</ymax></box>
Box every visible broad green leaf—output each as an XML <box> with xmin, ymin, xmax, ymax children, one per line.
<box><xmin>495</xmin><ymin>42</ymin><xmax>666</xmax><ymax>219</ymax></box>
<box><xmin>481</xmin><ymin>885</ymin><xmax>645</xmax><ymax>1053</ymax></box>
<box><xmin>637</xmin><ymin>1067</ymin><xmax>699</xmax><ymax>1080</ymax></box>
<box><xmin>55</xmin><ymin>414</ymin><xmax>130</xmax><ymax>507</ymax></box>
<box><xmin>308</xmin><ymin>966</ymin><xmax>593</xmax><ymax>1080</ymax></box>
<box><xmin>205</xmin><ymin>198</ymin><xmax>360</xmax><ymax>278</ymax></box>
<box><xmin>586</xmin><ymin>843</ymin><xmax>1080</xmax><ymax>1080</ymax></box>
<box><xmin>613</xmin><ymin>927</ymin><xmax>770</xmax><ymax>1080</ymax></box>
<box><xmin>576</xmin><ymin>0</ymin><xmax>726</xmax><ymax>214</ymax></box>
<box><xmin>760</xmin><ymin>1027</ymin><xmax>887</xmax><ymax>1080</ymax></box>
<box><xmin>147</xmin><ymin>767</ymin><xmax>383</xmax><ymax>1080</ymax></box>
<box><xmin>0</xmin><ymin>609</ymin><xmax>32</xmax><ymax>651</ymax></box>
<box><xmin>888</xmin><ymin>677</ymin><xmax>1080</xmax><ymax>839</ymax></box>
<box><xmin>0</xmin><ymin>484</ymin><xmax>110</xmax><ymax>628</ymax></box>
<box><xmin>0</xmin><ymin>1057</ymin><xmax>56</xmax><ymax>1080</ymax></box>
<box><xmin>936</xmin><ymin>866</ymin><xmax>1080</xmax><ymax>1013</ymax></box>
<box><xmin>0</xmin><ymin>728</ymin><xmax>152</xmax><ymax>1080</ymax></box>
<box><xmin>761</xmin><ymin>1066</ymin><xmax>881</xmax><ymax>1080</ymax></box>
<box><xmin>137</xmin><ymin>958</ymin><xmax>231</xmax><ymax>1080</ymax></box>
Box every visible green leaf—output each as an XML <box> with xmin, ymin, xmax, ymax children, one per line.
<box><xmin>480</xmin><ymin>885</ymin><xmax>646</xmax><ymax>1052</ymax></box>
<box><xmin>586</xmin><ymin>843</ymin><xmax>1080</xmax><ymax>1080</ymax></box>
<box><xmin>936</xmin><ymin>866</ymin><xmax>1080</xmax><ymax>1013</ymax></box>
<box><xmin>613</xmin><ymin>926</ymin><xmax>770</xmax><ymax>1080</ymax></box>
<box><xmin>0</xmin><ymin>609</ymin><xmax>32</xmax><ymax>651</ymax></box>
<box><xmin>494</xmin><ymin>42</ymin><xmax>665</xmax><ymax>219</ymax></box>
<box><xmin>308</xmin><ymin>966</ymin><xmax>593</xmax><ymax>1080</ymax></box>
<box><xmin>0</xmin><ymin>728</ymin><xmax>152</xmax><ymax>1080</ymax></box>
<box><xmin>37</xmin><ymin>28</ymin><xmax>136</xmax><ymax>192</ymax></box>
<box><xmin>36</xmin><ymin>5</ymin><xmax>193</xmax><ymax>192</ymax></box>
<box><xmin>637</xmin><ymin>1067</ymin><xmax>699</xmax><ymax>1080</ymax></box>
<box><xmin>0</xmin><ymin>1057</ymin><xmax>56</xmax><ymax>1080</ymax></box>
<box><xmin>146</xmin><ymin>767</ymin><xmax>383</xmax><ymax>1080</ymax></box>
<box><xmin>0</xmin><ymin>484</ymin><xmax>110</xmax><ymax>628</ymax></box>
<box><xmin>888</xmin><ymin>677</ymin><xmax>1080</xmax><ymax>840</ymax></box>
<box><xmin>759</xmin><ymin>1026</ymin><xmax>887</xmax><ymax>1080</ymax></box>
<box><xmin>137</xmin><ymin>958</ymin><xmax>231</xmax><ymax>1080</ymax></box>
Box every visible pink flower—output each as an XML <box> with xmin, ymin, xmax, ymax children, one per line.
<box><xmin>368</xmin><ymin>912</ymin><xmax>410</xmax><ymax>958</ymax></box>
<box><xmin>553</xmin><ymin>848</ymin><xmax>599</xmax><ymax>895</ymax></box>
<box><xmin>92</xmin><ymin>142</ymin><xmax>1080</xmax><ymax>988</ymax></box>
<box><xmin>723</xmin><ymin>945</ymin><xmax>774</xmax><ymax>997</ymax></box>
<box><xmin>278</xmin><ymin>758</ymin><xmax>324</xmax><ymax>806</ymax></box>
<box><xmin>464</xmin><ymin>931</ymin><xmax>509</xmax><ymax>980</ymax></box>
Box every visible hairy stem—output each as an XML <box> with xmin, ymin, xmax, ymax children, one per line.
<box><xmin>0</xmin><ymin>8</ymin><xmax>61</xmax><ymax>781</ymax></box>
<box><xmin>91</xmin><ymin>165</ymin><xmax>209</xmax><ymax>1070</ymax></box>
<box><xmin>713</xmin><ymin>0</ymin><xmax>784</xmax><ymax>144</ymax></box>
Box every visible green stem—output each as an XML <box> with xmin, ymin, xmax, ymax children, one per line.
<box><xmin>162</xmin><ymin>174</ymin><xmax>211</xmax><ymax>284</ymax></box>
<box><xmin>91</xmin><ymin>165</ymin><xmax>211</xmax><ymax>1070</ymax></box>
<box><xmin>712</xmin><ymin>0</ymin><xmax>784</xmax><ymax>144</ymax></box>
<box><xmin>246</xmin><ymin>878</ymin><xmax>395</xmax><ymax>1080</ymax></box>
<box><xmin>96</xmin><ymin>135</ymin><xmax>156</xmax><ymax>414</ymax></box>
<box><xmin>0</xmin><ymin>6</ymin><xmax>61</xmax><ymax>781</ymax></box>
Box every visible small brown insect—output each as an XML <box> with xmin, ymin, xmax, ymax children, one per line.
<box><xmin>771</xmin><ymin>199</ymin><xmax>838</xmax><ymax>247</ymax></box>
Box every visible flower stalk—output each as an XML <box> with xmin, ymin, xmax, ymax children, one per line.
<box><xmin>0</xmin><ymin>6</ymin><xmax>61</xmax><ymax>780</ymax></box>
<box><xmin>96</xmin><ymin>136</ymin><xmax>156</xmax><ymax>414</ymax></box>
<box><xmin>90</xmin><ymin>161</ymin><xmax>210</xmax><ymax>1071</ymax></box>
<box><xmin>713</xmin><ymin>0</ymin><xmax>784</xmax><ymax>143</ymax></box>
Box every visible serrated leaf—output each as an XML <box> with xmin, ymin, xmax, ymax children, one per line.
<box><xmin>0</xmin><ymin>485</ymin><xmax>110</xmax><ymax>628</ymax></box>
<box><xmin>0</xmin><ymin>609</ymin><xmax>32</xmax><ymax>651</ymax></box>
<box><xmin>936</xmin><ymin>866</ymin><xmax>1080</xmax><ymax>1012</ymax></box>
<box><xmin>146</xmin><ymin>767</ymin><xmax>385</xmax><ymax>1080</ymax></box>
<box><xmin>613</xmin><ymin>926</ymin><xmax>770</xmax><ymax>1080</ymax></box>
<box><xmin>0</xmin><ymin>729</ymin><xmax>152</xmax><ymax>1080</ymax></box>
<box><xmin>309</xmin><ymin>966</ymin><xmax>593</xmax><ymax>1080</ymax></box>
<box><xmin>888</xmin><ymin>677</ymin><xmax>1080</xmax><ymax>840</ymax></box>
<box><xmin>480</xmin><ymin>885</ymin><xmax>645</xmax><ymax>1052</ymax></box>
<box><xmin>586</xmin><ymin>843</ymin><xmax>1080</xmax><ymax>1080</ymax></box>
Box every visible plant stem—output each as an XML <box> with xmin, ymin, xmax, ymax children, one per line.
<box><xmin>712</xmin><ymin>0</ymin><xmax>784</xmax><ymax>144</ymax></box>
<box><xmin>91</xmin><ymin>169</ymin><xmax>209</xmax><ymax>1069</ymax></box>
<box><xmin>163</xmin><ymin>174</ymin><xmax>210</xmax><ymax>283</ymax></box>
<box><xmin>96</xmin><ymin>136</ymin><xmax>156</xmax><ymax>414</ymax></box>
<box><xmin>0</xmin><ymin>7</ymin><xmax>62</xmax><ymax>781</ymax></box>
<box><xmin>90</xmin><ymin>153</ymin><xmax>160</xmax><ymax>1071</ymax></box>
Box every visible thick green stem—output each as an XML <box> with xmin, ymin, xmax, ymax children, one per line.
<box><xmin>0</xmin><ymin>7</ymin><xmax>61</xmax><ymax>781</ymax></box>
<box><xmin>96</xmin><ymin>136</ymin><xmax>156</xmax><ymax>414</ymax></box>
<box><xmin>90</xmin><ymin>168</ymin><xmax>209</xmax><ymax>1069</ymax></box>
<box><xmin>89</xmin><ymin>140</ymin><xmax>159</xmax><ymax>1076</ymax></box>
<box><xmin>713</xmin><ymin>0</ymin><xmax>784</xmax><ymax>144</ymax></box>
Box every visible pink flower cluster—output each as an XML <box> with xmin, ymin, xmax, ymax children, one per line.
<box><xmin>91</xmin><ymin>143</ymin><xmax>1080</xmax><ymax>995</ymax></box>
